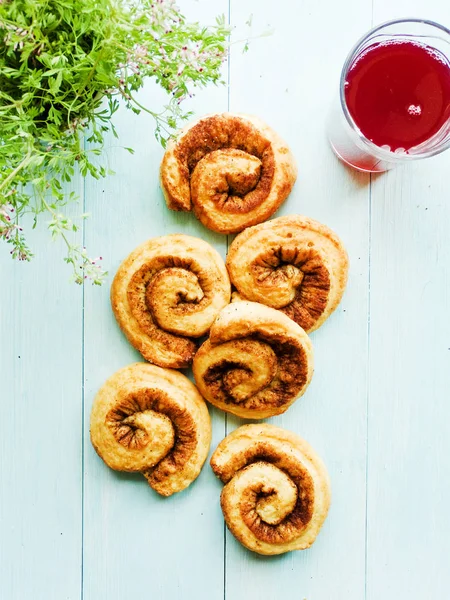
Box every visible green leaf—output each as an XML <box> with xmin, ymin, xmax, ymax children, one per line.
<box><xmin>0</xmin><ymin>0</ymin><xmax>231</xmax><ymax>285</ymax></box>
<box><xmin>42</xmin><ymin>69</ymin><xmax>61</xmax><ymax>77</ymax></box>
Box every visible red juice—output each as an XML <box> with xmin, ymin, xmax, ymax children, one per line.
<box><xmin>344</xmin><ymin>40</ymin><xmax>450</xmax><ymax>152</ymax></box>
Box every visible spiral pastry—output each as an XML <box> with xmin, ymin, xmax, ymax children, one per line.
<box><xmin>192</xmin><ymin>301</ymin><xmax>313</xmax><ymax>419</ymax></box>
<box><xmin>160</xmin><ymin>113</ymin><xmax>297</xmax><ymax>234</ymax></box>
<box><xmin>90</xmin><ymin>363</ymin><xmax>212</xmax><ymax>496</ymax></box>
<box><xmin>210</xmin><ymin>424</ymin><xmax>331</xmax><ymax>555</ymax></box>
<box><xmin>111</xmin><ymin>234</ymin><xmax>231</xmax><ymax>369</ymax></box>
<box><xmin>226</xmin><ymin>215</ymin><xmax>349</xmax><ymax>333</ymax></box>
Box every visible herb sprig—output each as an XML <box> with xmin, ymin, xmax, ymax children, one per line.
<box><xmin>0</xmin><ymin>0</ymin><xmax>229</xmax><ymax>283</ymax></box>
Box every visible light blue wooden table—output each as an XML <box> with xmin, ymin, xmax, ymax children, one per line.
<box><xmin>1</xmin><ymin>1</ymin><xmax>450</xmax><ymax>599</ymax></box>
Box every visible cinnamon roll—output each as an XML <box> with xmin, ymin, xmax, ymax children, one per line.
<box><xmin>160</xmin><ymin>113</ymin><xmax>297</xmax><ymax>234</ymax></box>
<box><xmin>211</xmin><ymin>424</ymin><xmax>331</xmax><ymax>555</ymax></box>
<box><xmin>192</xmin><ymin>302</ymin><xmax>313</xmax><ymax>419</ymax></box>
<box><xmin>111</xmin><ymin>234</ymin><xmax>231</xmax><ymax>368</ymax></box>
<box><xmin>90</xmin><ymin>363</ymin><xmax>212</xmax><ymax>496</ymax></box>
<box><xmin>226</xmin><ymin>215</ymin><xmax>349</xmax><ymax>332</ymax></box>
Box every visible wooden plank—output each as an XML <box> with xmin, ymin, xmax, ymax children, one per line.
<box><xmin>225</xmin><ymin>1</ymin><xmax>371</xmax><ymax>598</ymax></box>
<box><xmin>81</xmin><ymin>2</ymin><xmax>229</xmax><ymax>598</ymax></box>
<box><xmin>367</xmin><ymin>6</ymin><xmax>450</xmax><ymax>598</ymax></box>
<box><xmin>367</xmin><ymin>156</ymin><xmax>450</xmax><ymax>600</ymax></box>
<box><xmin>0</xmin><ymin>193</ymin><xmax>83</xmax><ymax>598</ymax></box>
<box><xmin>3</xmin><ymin>3</ymin><xmax>450</xmax><ymax>599</ymax></box>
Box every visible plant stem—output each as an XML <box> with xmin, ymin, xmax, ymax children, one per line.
<box><xmin>127</xmin><ymin>93</ymin><xmax>159</xmax><ymax>119</ymax></box>
<box><xmin>127</xmin><ymin>93</ymin><xmax>172</xmax><ymax>135</ymax></box>
<box><xmin>41</xmin><ymin>198</ymin><xmax>73</xmax><ymax>251</ymax></box>
<box><xmin>0</xmin><ymin>152</ymin><xmax>33</xmax><ymax>195</ymax></box>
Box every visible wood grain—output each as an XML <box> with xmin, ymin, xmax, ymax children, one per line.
<box><xmin>224</xmin><ymin>1</ymin><xmax>371</xmax><ymax>598</ymax></box>
<box><xmin>367</xmin><ymin>3</ymin><xmax>450</xmax><ymax>599</ymax></box>
<box><xmin>0</xmin><ymin>184</ymin><xmax>83</xmax><ymax>600</ymax></box>
<box><xmin>82</xmin><ymin>2</ymin><xmax>228</xmax><ymax>599</ymax></box>
<box><xmin>367</xmin><ymin>155</ymin><xmax>450</xmax><ymax>600</ymax></box>
<box><xmin>1</xmin><ymin>1</ymin><xmax>450</xmax><ymax>599</ymax></box>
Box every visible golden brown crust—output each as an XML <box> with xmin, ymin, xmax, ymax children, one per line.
<box><xmin>210</xmin><ymin>424</ymin><xmax>331</xmax><ymax>555</ymax></box>
<box><xmin>192</xmin><ymin>302</ymin><xmax>313</xmax><ymax>419</ymax></box>
<box><xmin>160</xmin><ymin>113</ymin><xmax>297</xmax><ymax>234</ymax></box>
<box><xmin>111</xmin><ymin>234</ymin><xmax>231</xmax><ymax>369</ymax></box>
<box><xmin>227</xmin><ymin>215</ymin><xmax>349</xmax><ymax>332</ymax></box>
<box><xmin>90</xmin><ymin>363</ymin><xmax>212</xmax><ymax>496</ymax></box>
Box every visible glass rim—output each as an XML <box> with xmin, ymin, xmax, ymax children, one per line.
<box><xmin>339</xmin><ymin>17</ymin><xmax>450</xmax><ymax>162</ymax></box>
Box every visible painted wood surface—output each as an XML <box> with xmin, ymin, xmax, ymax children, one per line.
<box><xmin>0</xmin><ymin>184</ymin><xmax>83</xmax><ymax>599</ymax></box>
<box><xmin>1</xmin><ymin>1</ymin><xmax>450</xmax><ymax>599</ymax></box>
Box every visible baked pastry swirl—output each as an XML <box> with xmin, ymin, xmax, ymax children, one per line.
<box><xmin>192</xmin><ymin>301</ymin><xmax>313</xmax><ymax>419</ymax></box>
<box><xmin>160</xmin><ymin>113</ymin><xmax>297</xmax><ymax>234</ymax></box>
<box><xmin>210</xmin><ymin>424</ymin><xmax>331</xmax><ymax>555</ymax></box>
<box><xmin>111</xmin><ymin>234</ymin><xmax>231</xmax><ymax>368</ymax></box>
<box><xmin>90</xmin><ymin>363</ymin><xmax>212</xmax><ymax>496</ymax></box>
<box><xmin>226</xmin><ymin>215</ymin><xmax>349</xmax><ymax>333</ymax></box>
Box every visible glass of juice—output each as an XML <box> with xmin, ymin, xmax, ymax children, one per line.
<box><xmin>327</xmin><ymin>19</ymin><xmax>450</xmax><ymax>172</ymax></box>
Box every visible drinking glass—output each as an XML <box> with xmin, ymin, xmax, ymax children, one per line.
<box><xmin>327</xmin><ymin>18</ymin><xmax>450</xmax><ymax>172</ymax></box>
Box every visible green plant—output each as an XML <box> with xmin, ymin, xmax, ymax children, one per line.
<box><xmin>0</xmin><ymin>0</ymin><xmax>229</xmax><ymax>283</ymax></box>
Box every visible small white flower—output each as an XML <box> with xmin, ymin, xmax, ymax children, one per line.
<box><xmin>134</xmin><ymin>44</ymin><xmax>147</xmax><ymax>59</ymax></box>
